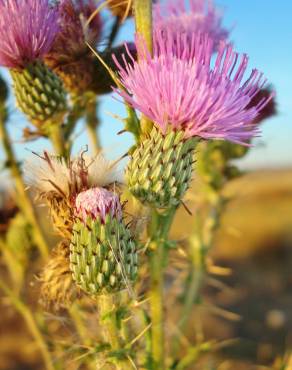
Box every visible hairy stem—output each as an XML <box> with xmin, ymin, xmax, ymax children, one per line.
<box><xmin>98</xmin><ymin>295</ymin><xmax>129</xmax><ymax>370</ymax></box>
<box><xmin>148</xmin><ymin>207</ymin><xmax>176</xmax><ymax>370</ymax></box>
<box><xmin>0</xmin><ymin>105</ymin><xmax>49</xmax><ymax>258</ymax></box>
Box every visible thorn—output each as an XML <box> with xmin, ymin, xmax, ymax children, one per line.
<box><xmin>120</xmin><ymin>152</ymin><xmax>129</xmax><ymax>159</ymax></box>
<box><xmin>117</xmin><ymin>129</ymin><xmax>127</xmax><ymax>135</ymax></box>
<box><xmin>181</xmin><ymin>200</ymin><xmax>193</xmax><ymax>216</ymax></box>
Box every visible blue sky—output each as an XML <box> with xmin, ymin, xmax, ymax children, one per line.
<box><xmin>1</xmin><ymin>0</ymin><xmax>291</xmax><ymax>170</ymax></box>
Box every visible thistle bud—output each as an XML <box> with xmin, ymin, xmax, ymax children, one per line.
<box><xmin>127</xmin><ymin>127</ymin><xmax>197</xmax><ymax>208</ymax></box>
<box><xmin>70</xmin><ymin>187</ymin><xmax>138</xmax><ymax>295</ymax></box>
<box><xmin>11</xmin><ymin>62</ymin><xmax>67</xmax><ymax>129</ymax></box>
<box><xmin>0</xmin><ymin>0</ymin><xmax>67</xmax><ymax>129</ymax></box>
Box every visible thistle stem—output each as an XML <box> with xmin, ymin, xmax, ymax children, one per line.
<box><xmin>0</xmin><ymin>279</ymin><xmax>55</xmax><ymax>370</ymax></box>
<box><xmin>69</xmin><ymin>304</ymin><xmax>96</xmax><ymax>370</ymax></box>
<box><xmin>178</xmin><ymin>234</ymin><xmax>205</xmax><ymax>332</ymax></box>
<box><xmin>49</xmin><ymin>124</ymin><xmax>67</xmax><ymax>157</ymax></box>
<box><xmin>133</xmin><ymin>0</ymin><xmax>153</xmax><ymax>52</ymax></box>
<box><xmin>98</xmin><ymin>295</ymin><xmax>129</xmax><ymax>370</ymax></box>
<box><xmin>133</xmin><ymin>0</ymin><xmax>153</xmax><ymax>134</ymax></box>
<box><xmin>85</xmin><ymin>97</ymin><xmax>101</xmax><ymax>155</ymax></box>
<box><xmin>0</xmin><ymin>105</ymin><xmax>49</xmax><ymax>258</ymax></box>
<box><xmin>148</xmin><ymin>207</ymin><xmax>176</xmax><ymax>370</ymax></box>
<box><xmin>173</xmin><ymin>198</ymin><xmax>223</xmax><ymax>358</ymax></box>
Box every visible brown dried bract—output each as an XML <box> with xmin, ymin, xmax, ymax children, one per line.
<box><xmin>39</xmin><ymin>240</ymin><xmax>81</xmax><ymax>311</ymax></box>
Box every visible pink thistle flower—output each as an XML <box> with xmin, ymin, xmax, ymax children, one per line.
<box><xmin>113</xmin><ymin>33</ymin><xmax>274</xmax><ymax>145</ymax></box>
<box><xmin>154</xmin><ymin>0</ymin><xmax>229</xmax><ymax>52</ymax></box>
<box><xmin>75</xmin><ymin>187</ymin><xmax>122</xmax><ymax>224</ymax></box>
<box><xmin>0</xmin><ymin>0</ymin><xmax>59</xmax><ymax>69</ymax></box>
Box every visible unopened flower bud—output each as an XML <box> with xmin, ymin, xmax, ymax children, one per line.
<box><xmin>70</xmin><ymin>187</ymin><xmax>138</xmax><ymax>295</ymax></box>
<box><xmin>11</xmin><ymin>62</ymin><xmax>67</xmax><ymax>128</ymax></box>
<box><xmin>0</xmin><ymin>0</ymin><xmax>67</xmax><ymax>128</ymax></box>
<box><xmin>127</xmin><ymin>127</ymin><xmax>197</xmax><ymax>208</ymax></box>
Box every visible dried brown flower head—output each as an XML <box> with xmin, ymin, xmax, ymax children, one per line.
<box><xmin>39</xmin><ymin>240</ymin><xmax>80</xmax><ymax>310</ymax></box>
<box><xmin>25</xmin><ymin>150</ymin><xmax>122</xmax><ymax>237</ymax></box>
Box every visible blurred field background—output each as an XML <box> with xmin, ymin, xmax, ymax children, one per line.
<box><xmin>1</xmin><ymin>1</ymin><xmax>292</xmax><ymax>369</ymax></box>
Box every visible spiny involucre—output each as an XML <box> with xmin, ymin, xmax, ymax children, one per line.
<box><xmin>70</xmin><ymin>187</ymin><xmax>138</xmax><ymax>295</ymax></box>
<box><xmin>0</xmin><ymin>0</ymin><xmax>59</xmax><ymax>69</ymax></box>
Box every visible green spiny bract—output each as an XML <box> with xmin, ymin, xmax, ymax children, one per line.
<box><xmin>11</xmin><ymin>61</ymin><xmax>67</xmax><ymax>130</ymax></box>
<box><xmin>126</xmin><ymin>127</ymin><xmax>197</xmax><ymax>209</ymax></box>
<box><xmin>70</xmin><ymin>215</ymin><xmax>138</xmax><ymax>296</ymax></box>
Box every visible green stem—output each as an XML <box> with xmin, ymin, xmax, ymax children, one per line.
<box><xmin>85</xmin><ymin>97</ymin><xmax>101</xmax><ymax>155</ymax></box>
<box><xmin>133</xmin><ymin>0</ymin><xmax>153</xmax><ymax>135</ymax></box>
<box><xmin>0</xmin><ymin>105</ymin><xmax>49</xmax><ymax>258</ymax></box>
<box><xmin>133</xmin><ymin>0</ymin><xmax>153</xmax><ymax>52</ymax></box>
<box><xmin>149</xmin><ymin>246</ymin><xmax>164</xmax><ymax>369</ymax></box>
<box><xmin>173</xmin><ymin>198</ymin><xmax>223</xmax><ymax>359</ymax></box>
<box><xmin>178</xmin><ymin>234</ymin><xmax>205</xmax><ymax>332</ymax></box>
<box><xmin>64</xmin><ymin>100</ymin><xmax>85</xmax><ymax>143</ymax></box>
<box><xmin>0</xmin><ymin>279</ymin><xmax>55</xmax><ymax>370</ymax></box>
<box><xmin>69</xmin><ymin>303</ymin><xmax>92</xmax><ymax>347</ymax></box>
<box><xmin>148</xmin><ymin>207</ymin><xmax>176</xmax><ymax>370</ymax></box>
<box><xmin>48</xmin><ymin>124</ymin><xmax>67</xmax><ymax>157</ymax></box>
<box><xmin>98</xmin><ymin>295</ymin><xmax>129</xmax><ymax>370</ymax></box>
<box><xmin>175</xmin><ymin>342</ymin><xmax>213</xmax><ymax>370</ymax></box>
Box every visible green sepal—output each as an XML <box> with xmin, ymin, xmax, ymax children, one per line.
<box><xmin>11</xmin><ymin>61</ymin><xmax>67</xmax><ymax>129</ymax></box>
<box><xmin>126</xmin><ymin>127</ymin><xmax>197</xmax><ymax>208</ymax></box>
<box><xmin>70</xmin><ymin>215</ymin><xmax>138</xmax><ymax>296</ymax></box>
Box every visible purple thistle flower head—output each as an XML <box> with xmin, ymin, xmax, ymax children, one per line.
<box><xmin>75</xmin><ymin>187</ymin><xmax>122</xmax><ymax>224</ymax></box>
<box><xmin>0</xmin><ymin>0</ymin><xmax>59</xmax><ymax>69</ymax></box>
<box><xmin>154</xmin><ymin>0</ymin><xmax>229</xmax><ymax>52</ymax></box>
<box><xmin>46</xmin><ymin>0</ymin><xmax>102</xmax><ymax>66</ymax></box>
<box><xmin>113</xmin><ymin>32</ymin><xmax>274</xmax><ymax>145</ymax></box>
